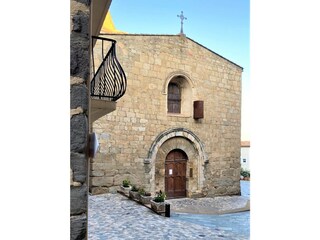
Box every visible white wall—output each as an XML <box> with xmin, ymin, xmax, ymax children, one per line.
<box><xmin>240</xmin><ymin>146</ymin><xmax>250</xmax><ymax>171</ymax></box>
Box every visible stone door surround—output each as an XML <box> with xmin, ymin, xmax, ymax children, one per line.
<box><xmin>145</xmin><ymin>128</ymin><xmax>208</xmax><ymax>195</ymax></box>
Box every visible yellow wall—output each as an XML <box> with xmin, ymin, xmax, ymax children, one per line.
<box><xmin>101</xmin><ymin>12</ymin><xmax>125</xmax><ymax>34</ymax></box>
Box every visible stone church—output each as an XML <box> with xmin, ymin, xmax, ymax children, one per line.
<box><xmin>90</xmin><ymin>17</ymin><xmax>243</xmax><ymax>198</ymax></box>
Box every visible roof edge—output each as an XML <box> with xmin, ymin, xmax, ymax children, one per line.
<box><xmin>100</xmin><ymin>33</ymin><xmax>243</xmax><ymax>70</ymax></box>
<box><xmin>186</xmin><ymin>37</ymin><xmax>243</xmax><ymax>70</ymax></box>
<box><xmin>241</xmin><ymin>141</ymin><xmax>250</xmax><ymax>147</ymax></box>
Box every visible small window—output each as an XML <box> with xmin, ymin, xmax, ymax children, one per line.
<box><xmin>242</xmin><ymin>158</ymin><xmax>247</xmax><ymax>163</ymax></box>
<box><xmin>167</xmin><ymin>83</ymin><xmax>181</xmax><ymax>113</ymax></box>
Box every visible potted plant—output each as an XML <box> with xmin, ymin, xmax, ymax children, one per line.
<box><xmin>129</xmin><ymin>185</ymin><xmax>140</xmax><ymax>200</ymax></box>
<box><xmin>120</xmin><ymin>179</ymin><xmax>131</xmax><ymax>194</ymax></box>
<box><xmin>150</xmin><ymin>190</ymin><xmax>166</xmax><ymax>213</ymax></box>
<box><xmin>244</xmin><ymin>171</ymin><xmax>250</xmax><ymax>180</ymax></box>
<box><xmin>138</xmin><ymin>188</ymin><xmax>152</xmax><ymax>205</ymax></box>
<box><xmin>240</xmin><ymin>168</ymin><xmax>250</xmax><ymax>181</ymax></box>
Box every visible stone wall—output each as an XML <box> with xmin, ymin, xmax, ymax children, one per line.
<box><xmin>70</xmin><ymin>0</ymin><xmax>90</xmax><ymax>239</ymax></box>
<box><xmin>91</xmin><ymin>34</ymin><xmax>242</xmax><ymax>197</ymax></box>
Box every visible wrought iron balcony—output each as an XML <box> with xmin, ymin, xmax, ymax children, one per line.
<box><xmin>91</xmin><ymin>36</ymin><xmax>127</xmax><ymax>101</ymax></box>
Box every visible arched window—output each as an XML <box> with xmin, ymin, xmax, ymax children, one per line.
<box><xmin>164</xmin><ymin>74</ymin><xmax>193</xmax><ymax>116</ymax></box>
<box><xmin>167</xmin><ymin>83</ymin><xmax>181</xmax><ymax>113</ymax></box>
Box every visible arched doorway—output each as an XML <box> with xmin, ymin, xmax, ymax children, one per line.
<box><xmin>165</xmin><ymin>149</ymin><xmax>188</xmax><ymax>198</ymax></box>
<box><xmin>146</xmin><ymin>128</ymin><xmax>208</xmax><ymax>197</ymax></box>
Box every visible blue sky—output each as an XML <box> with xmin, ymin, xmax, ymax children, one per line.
<box><xmin>109</xmin><ymin>0</ymin><xmax>250</xmax><ymax>140</ymax></box>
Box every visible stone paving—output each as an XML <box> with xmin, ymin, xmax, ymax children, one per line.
<box><xmin>166</xmin><ymin>196</ymin><xmax>249</xmax><ymax>215</ymax></box>
<box><xmin>88</xmin><ymin>181</ymin><xmax>250</xmax><ymax>239</ymax></box>
<box><xmin>171</xmin><ymin>211</ymin><xmax>250</xmax><ymax>238</ymax></box>
<box><xmin>166</xmin><ymin>180</ymin><xmax>250</xmax><ymax>215</ymax></box>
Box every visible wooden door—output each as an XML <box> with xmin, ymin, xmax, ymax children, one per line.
<box><xmin>165</xmin><ymin>149</ymin><xmax>187</xmax><ymax>198</ymax></box>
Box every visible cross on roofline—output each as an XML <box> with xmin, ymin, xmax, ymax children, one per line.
<box><xmin>177</xmin><ymin>11</ymin><xmax>187</xmax><ymax>35</ymax></box>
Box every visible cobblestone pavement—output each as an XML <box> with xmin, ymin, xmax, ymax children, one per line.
<box><xmin>172</xmin><ymin>211</ymin><xmax>250</xmax><ymax>238</ymax></box>
<box><xmin>88</xmin><ymin>181</ymin><xmax>250</xmax><ymax>240</ymax></box>
<box><xmin>166</xmin><ymin>181</ymin><xmax>250</xmax><ymax>214</ymax></box>
<box><xmin>166</xmin><ymin>196</ymin><xmax>249</xmax><ymax>214</ymax></box>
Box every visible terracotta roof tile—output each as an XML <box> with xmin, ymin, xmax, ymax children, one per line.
<box><xmin>241</xmin><ymin>141</ymin><xmax>250</xmax><ymax>147</ymax></box>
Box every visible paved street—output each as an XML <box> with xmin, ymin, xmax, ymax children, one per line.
<box><xmin>88</xmin><ymin>181</ymin><xmax>250</xmax><ymax>239</ymax></box>
<box><xmin>171</xmin><ymin>211</ymin><xmax>249</xmax><ymax>238</ymax></box>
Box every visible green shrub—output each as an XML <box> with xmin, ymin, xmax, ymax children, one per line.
<box><xmin>131</xmin><ymin>185</ymin><xmax>138</xmax><ymax>192</ymax></box>
<box><xmin>122</xmin><ymin>179</ymin><xmax>130</xmax><ymax>187</ymax></box>
<box><xmin>138</xmin><ymin>188</ymin><xmax>145</xmax><ymax>195</ymax></box>
<box><xmin>240</xmin><ymin>168</ymin><xmax>250</xmax><ymax>177</ymax></box>
<box><xmin>154</xmin><ymin>190</ymin><xmax>166</xmax><ymax>202</ymax></box>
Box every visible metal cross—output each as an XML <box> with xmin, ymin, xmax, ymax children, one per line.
<box><xmin>177</xmin><ymin>11</ymin><xmax>187</xmax><ymax>35</ymax></box>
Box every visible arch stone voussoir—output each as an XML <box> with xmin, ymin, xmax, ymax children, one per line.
<box><xmin>145</xmin><ymin>128</ymin><xmax>208</xmax><ymax>165</ymax></box>
<box><xmin>162</xmin><ymin>71</ymin><xmax>195</xmax><ymax>95</ymax></box>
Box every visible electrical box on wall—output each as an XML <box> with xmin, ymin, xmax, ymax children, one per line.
<box><xmin>193</xmin><ymin>100</ymin><xmax>204</xmax><ymax>119</ymax></box>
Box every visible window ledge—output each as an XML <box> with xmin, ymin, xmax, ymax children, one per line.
<box><xmin>167</xmin><ymin>113</ymin><xmax>191</xmax><ymax>118</ymax></box>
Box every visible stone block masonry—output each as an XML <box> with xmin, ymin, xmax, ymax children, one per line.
<box><xmin>91</xmin><ymin>34</ymin><xmax>242</xmax><ymax>198</ymax></box>
<box><xmin>70</xmin><ymin>0</ymin><xmax>90</xmax><ymax>239</ymax></box>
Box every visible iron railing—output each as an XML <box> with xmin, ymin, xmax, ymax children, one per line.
<box><xmin>91</xmin><ymin>36</ymin><xmax>127</xmax><ymax>101</ymax></box>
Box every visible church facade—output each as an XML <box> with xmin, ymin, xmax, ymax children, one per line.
<box><xmin>90</xmin><ymin>33</ymin><xmax>243</xmax><ymax>198</ymax></box>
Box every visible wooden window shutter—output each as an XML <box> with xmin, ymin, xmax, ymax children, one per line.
<box><xmin>168</xmin><ymin>83</ymin><xmax>181</xmax><ymax>113</ymax></box>
<box><xmin>193</xmin><ymin>100</ymin><xmax>204</xmax><ymax>119</ymax></box>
